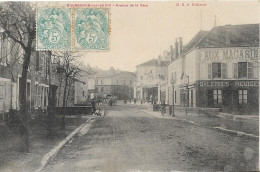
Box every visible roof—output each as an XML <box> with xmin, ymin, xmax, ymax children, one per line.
<box><xmin>113</xmin><ymin>71</ymin><xmax>136</xmax><ymax>77</ymax></box>
<box><xmin>182</xmin><ymin>30</ymin><xmax>209</xmax><ymax>54</ymax></box>
<box><xmin>198</xmin><ymin>24</ymin><xmax>259</xmax><ymax>48</ymax></box>
<box><xmin>137</xmin><ymin>59</ymin><xmax>169</xmax><ymax>67</ymax></box>
<box><xmin>95</xmin><ymin>69</ymin><xmax>121</xmax><ymax>77</ymax></box>
<box><xmin>95</xmin><ymin>70</ymin><xmax>136</xmax><ymax>78</ymax></box>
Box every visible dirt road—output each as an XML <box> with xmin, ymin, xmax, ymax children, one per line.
<box><xmin>43</xmin><ymin>105</ymin><xmax>259</xmax><ymax>172</ymax></box>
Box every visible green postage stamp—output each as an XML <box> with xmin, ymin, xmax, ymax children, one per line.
<box><xmin>36</xmin><ymin>7</ymin><xmax>109</xmax><ymax>51</ymax></box>
<box><xmin>36</xmin><ymin>8</ymin><xmax>72</xmax><ymax>51</ymax></box>
<box><xmin>74</xmin><ymin>8</ymin><xmax>109</xmax><ymax>51</ymax></box>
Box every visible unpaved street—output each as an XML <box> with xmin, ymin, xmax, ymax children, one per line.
<box><xmin>43</xmin><ymin>105</ymin><xmax>259</xmax><ymax>172</ymax></box>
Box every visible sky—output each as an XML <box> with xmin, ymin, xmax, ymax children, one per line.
<box><xmin>78</xmin><ymin>1</ymin><xmax>260</xmax><ymax>72</ymax></box>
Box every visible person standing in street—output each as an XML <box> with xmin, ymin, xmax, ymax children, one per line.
<box><xmin>91</xmin><ymin>99</ymin><xmax>96</xmax><ymax>115</ymax></box>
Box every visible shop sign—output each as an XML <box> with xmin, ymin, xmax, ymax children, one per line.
<box><xmin>199</xmin><ymin>80</ymin><xmax>259</xmax><ymax>87</ymax></box>
<box><xmin>199</xmin><ymin>48</ymin><xmax>260</xmax><ymax>61</ymax></box>
<box><xmin>234</xmin><ymin>81</ymin><xmax>259</xmax><ymax>87</ymax></box>
<box><xmin>199</xmin><ymin>81</ymin><xmax>230</xmax><ymax>87</ymax></box>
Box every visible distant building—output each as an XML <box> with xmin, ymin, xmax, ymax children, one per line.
<box><xmin>135</xmin><ymin>54</ymin><xmax>170</xmax><ymax>103</ymax></box>
<box><xmin>74</xmin><ymin>78</ymin><xmax>88</xmax><ymax>105</ymax></box>
<box><xmin>94</xmin><ymin>68</ymin><xmax>136</xmax><ymax>100</ymax></box>
<box><xmin>167</xmin><ymin>24</ymin><xmax>259</xmax><ymax>114</ymax></box>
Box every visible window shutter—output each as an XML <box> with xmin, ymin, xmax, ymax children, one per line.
<box><xmin>208</xmin><ymin>63</ymin><xmax>212</xmax><ymax>79</ymax></box>
<box><xmin>222</xmin><ymin>63</ymin><xmax>227</xmax><ymax>78</ymax></box>
<box><xmin>233</xmin><ymin>63</ymin><xmax>238</xmax><ymax>79</ymax></box>
<box><xmin>248</xmin><ymin>62</ymin><xmax>253</xmax><ymax>79</ymax></box>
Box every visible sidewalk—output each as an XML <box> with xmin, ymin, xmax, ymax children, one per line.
<box><xmin>0</xmin><ymin>115</ymin><xmax>95</xmax><ymax>172</ymax></box>
<box><xmin>141</xmin><ymin>109</ymin><xmax>259</xmax><ymax>140</ymax></box>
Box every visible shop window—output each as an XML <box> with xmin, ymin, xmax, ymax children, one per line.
<box><xmin>239</xmin><ymin>90</ymin><xmax>247</xmax><ymax>105</ymax></box>
<box><xmin>237</xmin><ymin>62</ymin><xmax>254</xmax><ymax>79</ymax></box>
<box><xmin>44</xmin><ymin>87</ymin><xmax>47</xmax><ymax>107</ymax></box>
<box><xmin>213</xmin><ymin>90</ymin><xmax>222</xmax><ymax>105</ymax></box>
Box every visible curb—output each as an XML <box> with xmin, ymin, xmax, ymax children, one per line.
<box><xmin>141</xmin><ymin>110</ymin><xmax>258</xmax><ymax>140</ymax></box>
<box><xmin>36</xmin><ymin>116</ymin><xmax>96</xmax><ymax>172</ymax></box>
<box><xmin>213</xmin><ymin>127</ymin><xmax>259</xmax><ymax>141</ymax></box>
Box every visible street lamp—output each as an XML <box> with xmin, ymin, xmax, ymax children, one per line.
<box><xmin>170</xmin><ymin>79</ymin><xmax>175</xmax><ymax>117</ymax></box>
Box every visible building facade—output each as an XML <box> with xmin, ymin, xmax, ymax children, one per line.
<box><xmin>94</xmin><ymin>68</ymin><xmax>136</xmax><ymax>100</ymax></box>
<box><xmin>135</xmin><ymin>54</ymin><xmax>170</xmax><ymax>103</ymax></box>
<box><xmin>0</xmin><ymin>37</ymin><xmax>51</xmax><ymax>122</ymax></box>
<box><xmin>167</xmin><ymin>24</ymin><xmax>259</xmax><ymax>114</ymax></box>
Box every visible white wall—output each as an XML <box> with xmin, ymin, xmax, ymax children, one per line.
<box><xmin>197</xmin><ymin>47</ymin><xmax>260</xmax><ymax>80</ymax></box>
<box><xmin>167</xmin><ymin>58</ymin><xmax>183</xmax><ymax>105</ymax></box>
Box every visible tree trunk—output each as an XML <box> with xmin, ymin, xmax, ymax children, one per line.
<box><xmin>19</xmin><ymin>47</ymin><xmax>31</xmax><ymax>153</ymax></box>
<box><xmin>57</xmin><ymin>74</ymin><xmax>62</xmax><ymax>107</ymax></box>
<box><xmin>47</xmin><ymin>51</ymin><xmax>53</xmax><ymax>137</ymax></box>
<box><xmin>61</xmin><ymin>76</ymin><xmax>68</xmax><ymax>129</ymax></box>
<box><xmin>65</xmin><ymin>78</ymin><xmax>72</xmax><ymax>107</ymax></box>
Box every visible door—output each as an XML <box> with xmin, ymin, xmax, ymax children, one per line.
<box><xmin>191</xmin><ymin>89</ymin><xmax>193</xmax><ymax>107</ymax></box>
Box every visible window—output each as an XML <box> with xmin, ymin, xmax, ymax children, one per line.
<box><xmin>209</xmin><ymin>63</ymin><xmax>227</xmax><ymax>79</ymax></box>
<box><xmin>239</xmin><ymin>90</ymin><xmax>247</xmax><ymax>105</ymax></box>
<box><xmin>101</xmin><ymin>87</ymin><xmax>104</xmax><ymax>93</ymax></box>
<box><xmin>213</xmin><ymin>90</ymin><xmax>222</xmax><ymax>105</ymax></box>
<box><xmin>82</xmin><ymin>91</ymin><xmax>85</xmax><ymax>97</ymax></box>
<box><xmin>130</xmin><ymin>80</ymin><xmax>132</xmax><ymax>85</ymax></box>
<box><xmin>212</xmin><ymin>63</ymin><xmax>221</xmax><ymax>78</ymax></box>
<box><xmin>34</xmin><ymin>84</ymin><xmax>38</xmax><ymax>107</ymax></box>
<box><xmin>171</xmin><ymin>72</ymin><xmax>176</xmax><ymax>82</ymax></box>
<box><xmin>38</xmin><ymin>85</ymin><xmax>41</xmax><ymax>107</ymax></box>
<box><xmin>237</xmin><ymin>62</ymin><xmax>254</xmax><ymax>79</ymax></box>
<box><xmin>238</xmin><ymin>62</ymin><xmax>247</xmax><ymax>78</ymax></box>
<box><xmin>101</xmin><ymin>79</ymin><xmax>104</xmax><ymax>85</ymax></box>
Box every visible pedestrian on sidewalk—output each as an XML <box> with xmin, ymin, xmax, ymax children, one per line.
<box><xmin>161</xmin><ymin>100</ymin><xmax>166</xmax><ymax>116</ymax></box>
<box><xmin>91</xmin><ymin>99</ymin><xmax>96</xmax><ymax>115</ymax></box>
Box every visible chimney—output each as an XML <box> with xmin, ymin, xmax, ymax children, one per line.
<box><xmin>175</xmin><ymin>38</ymin><xmax>178</xmax><ymax>58</ymax></box>
<box><xmin>170</xmin><ymin>45</ymin><xmax>174</xmax><ymax>61</ymax></box>
<box><xmin>179</xmin><ymin>37</ymin><xmax>183</xmax><ymax>56</ymax></box>
<box><xmin>225</xmin><ymin>25</ymin><xmax>231</xmax><ymax>45</ymax></box>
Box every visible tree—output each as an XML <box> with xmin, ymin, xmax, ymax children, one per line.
<box><xmin>0</xmin><ymin>2</ymin><xmax>35</xmax><ymax>152</ymax></box>
<box><xmin>54</xmin><ymin>52</ymin><xmax>82</xmax><ymax>129</ymax></box>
